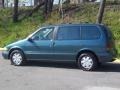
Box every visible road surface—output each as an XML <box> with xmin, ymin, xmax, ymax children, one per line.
<box><xmin>0</xmin><ymin>51</ymin><xmax>120</xmax><ymax>90</ymax></box>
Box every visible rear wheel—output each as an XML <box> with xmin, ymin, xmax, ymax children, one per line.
<box><xmin>10</xmin><ymin>50</ymin><xmax>26</xmax><ymax>66</ymax></box>
<box><xmin>77</xmin><ymin>53</ymin><xmax>98</xmax><ymax>71</ymax></box>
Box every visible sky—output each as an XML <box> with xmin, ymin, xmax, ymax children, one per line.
<box><xmin>54</xmin><ymin>0</ymin><xmax>59</xmax><ymax>4</ymax></box>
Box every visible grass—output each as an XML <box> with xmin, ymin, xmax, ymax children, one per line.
<box><xmin>0</xmin><ymin>4</ymin><xmax>120</xmax><ymax>57</ymax></box>
<box><xmin>0</xmin><ymin>8</ymin><xmax>45</xmax><ymax>46</ymax></box>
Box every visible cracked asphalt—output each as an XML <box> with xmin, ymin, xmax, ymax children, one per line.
<box><xmin>0</xmin><ymin>51</ymin><xmax>120</xmax><ymax>90</ymax></box>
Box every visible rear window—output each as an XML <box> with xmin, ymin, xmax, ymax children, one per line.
<box><xmin>81</xmin><ymin>26</ymin><xmax>101</xmax><ymax>40</ymax></box>
<box><xmin>56</xmin><ymin>26</ymin><xmax>80</xmax><ymax>40</ymax></box>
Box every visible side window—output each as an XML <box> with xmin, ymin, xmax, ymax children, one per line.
<box><xmin>56</xmin><ymin>26</ymin><xmax>80</xmax><ymax>40</ymax></box>
<box><xmin>32</xmin><ymin>27</ymin><xmax>54</xmax><ymax>40</ymax></box>
<box><xmin>81</xmin><ymin>26</ymin><xmax>101</xmax><ymax>40</ymax></box>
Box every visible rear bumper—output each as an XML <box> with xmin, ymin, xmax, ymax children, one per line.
<box><xmin>98</xmin><ymin>56</ymin><xmax>115</xmax><ymax>63</ymax></box>
<box><xmin>98</xmin><ymin>52</ymin><xmax>116</xmax><ymax>63</ymax></box>
<box><xmin>2</xmin><ymin>51</ymin><xmax>9</xmax><ymax>59</ymax></box>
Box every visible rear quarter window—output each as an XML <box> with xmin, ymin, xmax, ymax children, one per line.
<box><xmin>81</xmin><ymin>26</ymin><xmax>101</xmax><ymax>40</ymax></box>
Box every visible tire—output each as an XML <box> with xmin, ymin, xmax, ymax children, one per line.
<box><xmin>10</xmin><ymin>50</ymin><xmax>26</xmax><ymax>66</ymax></box>
<box><xmin>77</xmin><ymin>53</ymin><xmax>98</xmax><ymax>71</ymax></box>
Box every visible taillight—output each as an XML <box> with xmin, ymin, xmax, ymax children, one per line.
<box><xmin>106</xmin><ymin>42</ymin><xmax>112</xmax><ymax>50</ymax></box>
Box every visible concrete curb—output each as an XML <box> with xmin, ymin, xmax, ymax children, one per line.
<box><xmin>114</xmin><ymin>59</ymin><xmax>120</xmax><ymax>63</ymax></box>
<box><xmin>0</xmin><ymin>48</ymin><xmax>4</xmax><ymax>51</ymax></box>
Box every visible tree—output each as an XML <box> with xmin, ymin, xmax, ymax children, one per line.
<box><xmin>96</xmin><ymin>0</ymin><xmax>106</xmax><ymax>24</ymax></box>
<box><xmin>34</xmin><ymin>0</ymin><xmax>42</xmax><ymax>6</ymax></box>
<box><xmin>34</xmin><ymin>0</ymin><xmax>38</xmax><ymax>6</ymax></box>
<box><xmin>113</xmin><ymin>0</ymin><xmax>118</xmax><ymax>4</ymax></box>
<box><xmin>44</xmin><ymin>0</ymin><xmax>54</xmax><ymax>17</ymax></box>
<box><xmin>2</xmin><ymin>0</ymin><xmax>4</xmax><ymax>8</ymax></box>
<box><xmin>13</xmin><ymin>0</ymin><xmax>19</xmax><ymax>22</ymax></box>
<box><xmin>59</xmin><ymin>0</ymin><xmax>64</xmax><ymax>19</ymax></box>
<box><xmin>28</xmin><ymin>1</ymin><xmax>45</xmax><ymax>16</ymax></box>
<box><xmin>48</xmin><ymin>0</ymin><xmax>54</xmax><ymax>13</ymax></box>
<box><xmin>44</xmin><ymin>0</ymin><xmax>48</xmax><ymax>17</ymax></box>
<box><xmin>21</xmin><ymin>0</ymin><xmax>45</xmax><ymax>20</ymax></box>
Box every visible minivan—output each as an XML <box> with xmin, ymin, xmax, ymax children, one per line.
<box><xmin>2</xmin><ymin>24</ymin><xmax>117</xmax><ymax>71</ymax></box>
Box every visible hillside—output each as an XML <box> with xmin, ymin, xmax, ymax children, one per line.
<box><xmin>0</xmin><ymin>4</ymin><xmax>120</xmax><ymax>57</ymax></box>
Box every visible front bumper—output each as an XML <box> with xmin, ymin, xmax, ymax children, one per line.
<box><xmin>2</xmin><ymin>51</ymin><xmax>9</xmax><ymax>59</ymax></box>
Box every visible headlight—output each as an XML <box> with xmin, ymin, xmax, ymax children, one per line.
<box><xmin>0</xmin><ymin>47</ymin><xmax>7</xmax><ymax>51</ymax></box>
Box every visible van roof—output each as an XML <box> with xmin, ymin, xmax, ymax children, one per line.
<box><xmin>44</xmin><ymin>23</ymin><xmax>105</xmax><ymax>27</ymax></box>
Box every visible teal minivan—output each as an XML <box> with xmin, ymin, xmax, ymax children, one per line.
<box><xmin>2</xmin><ymin>24</ymin><xmax>117</xmax><ymax>71</ymax></box>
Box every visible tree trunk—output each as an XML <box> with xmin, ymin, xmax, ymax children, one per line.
<box><xmin>2</xmin><ymin>0</ymin><xmax>4</xmax><ymax>8</ymax></box>
<box><xmin>48</xmin><ymin>0</ymin><xmax>54</xmax><ymax>13</ymax></box>
<box><xmin>28</xmin><ymin>1</ymin><xmax>45</xmax><ymax>16</ymax></box>
<box><xmin>13</xmin><ymin>0</ymin><xmax>19</xmax><ymax>22</ymax></box>
<box><xmin>113</xmin><ymin>0</ymin><xmax>118</xmax><ymax>4</ymax></box>
<box><xmin>39</xmin><ymin>0</ymin><xmax>43</xmax><ymax>4</ymax></box>
<box><xmin>44</xmin><ymin>0</ymin><xmax>48</xmax><ymax>17</ymax></box>
<box><xmin>96</xmin><ymin>0</ymin><xmax>106</xmax><ymax>24</ymax></box>
<box><xmin>59</xmin><ymin>0</ymin><xmax>64</xmax><ymax>19</ymax></box>
<box><xmin>34</xmin><ymin>0</ymin><xmax>39</xmax><ymax>6</ymax></box>
<box><xmin>19</xmin><ymin>1</ymin><xmax>45</xmax><ymax>21</ymax></box>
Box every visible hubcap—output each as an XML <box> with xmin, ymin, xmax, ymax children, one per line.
<box><xmin>81</xmin><ymin>56</ymin><xmax>93</xmax><ymax>70</ymax></box>
<box><xmin>12</xmin><ymin>53</ymin><xmax>22</xmax><ymax>65</ymax></box>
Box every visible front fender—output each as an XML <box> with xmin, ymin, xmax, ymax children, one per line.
<box><xmin>8</xmin><ymin>46</ymin><xmax>24</xmax><ymax>59</ymax></box>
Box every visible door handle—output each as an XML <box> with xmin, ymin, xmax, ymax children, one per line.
<box><xmin>50</xmin><ymin>40</ymin><xmax>55</xmax><ymax>47</ymax></box>
<box><xmin>52</xmin><ymin>42</ymin><xmax>55</xmax><ymax>46</ymax></box>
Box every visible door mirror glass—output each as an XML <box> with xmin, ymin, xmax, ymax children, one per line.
<box><xmin>32</xmin><ymin>36</ymin><xmax>39</xmax><ymax>40</ymax></box>
<box><xmin>28</xmin><ymin>36</ymin><xmax>39</xmax><ymax>41</ymax></box>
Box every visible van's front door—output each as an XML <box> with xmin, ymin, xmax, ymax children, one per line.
<box><xmin>26</xmin><ymin>27</ymin><xmax>55</xmax><ymax>60</ymax></box>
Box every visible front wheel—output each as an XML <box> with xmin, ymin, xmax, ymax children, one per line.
<box><xmin>10</xmin><ymin>50</ymin><xmax>26</xmax><ymax>66</ymax></box>
<box><xmin>77</xmin><ymin>53</ymin><xmax>98</xmax><ymax>71</ymax></box>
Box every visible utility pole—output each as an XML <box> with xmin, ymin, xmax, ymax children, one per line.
<box><xmin>96</xmin><ymin>0</ymin><xmax>106</xmax><ymax>24</ymax></box>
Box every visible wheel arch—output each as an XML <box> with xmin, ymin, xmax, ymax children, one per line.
<box><xmin>8</xmin><ymin>47</ymin><xmax>25</xmax><ymax>59</ymax></box>
<box><xmin>76</xmin><ymin>49</ymin><xmax>99</xmax><ymax>62</ymax></box>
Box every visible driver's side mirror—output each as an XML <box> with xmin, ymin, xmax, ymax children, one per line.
<box><xmin>28</xmin><ymin>36</ymin><xmax>39</xmax><ymax>41</ymax></box>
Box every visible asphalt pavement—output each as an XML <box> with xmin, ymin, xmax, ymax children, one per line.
<box><xmin>0</xmin><ymin>51</ymin><xmax>120</xmax><ymax>90</ymax></box>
